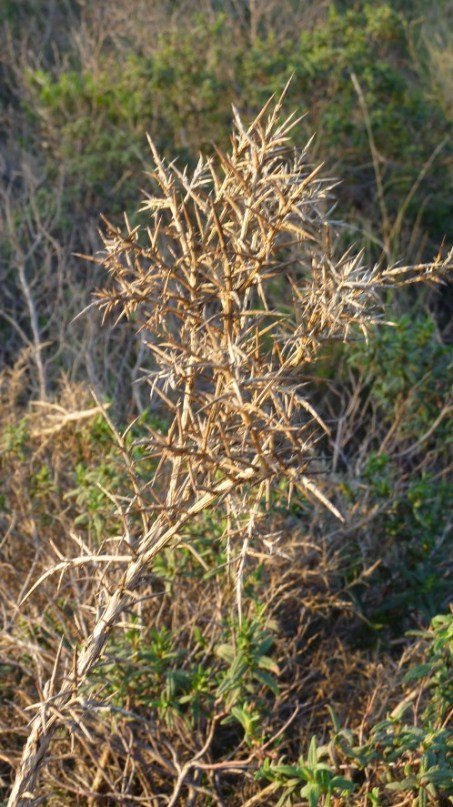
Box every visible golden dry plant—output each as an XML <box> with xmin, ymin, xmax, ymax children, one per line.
<box><xmin>7</xmin><ymin>89</ymin><xmax>451</xmax><ymax>806</ymax></box>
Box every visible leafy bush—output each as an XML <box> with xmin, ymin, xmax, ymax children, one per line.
<box><xmin>19</xmin><ymin>4</ymin><xmax>451</xmax><ymax>246</ymax></box>
<box><xmin>346</xmin><ymin>314</ymin><xmax>451</xmax><ymax>444</ymax></box>
<box><xmin>258</xmin><ymin>612</ymin><xmax>453</xmax><ymax>805</ymax></box>
<box><xmin>307</xmin><ymin>312</ymin><xmax>451</xmax><ymax>640</ymax></box>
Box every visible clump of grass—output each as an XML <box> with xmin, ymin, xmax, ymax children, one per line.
<box><xmin>7</xmin><ymin>88</ymin><xmax>451</xmax><ymax>805</ymax></box>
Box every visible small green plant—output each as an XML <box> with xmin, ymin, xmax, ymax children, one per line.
<box><xmin>257</xmin><ymin>612</ymin><xmax>452</xmax><ymax>805</ymax></box>
<box><xmin>217</xmin><ymin>612</ymin><xmax>280</xmax><ymax>706</ymax></box>
<box><xmin>334</xmin><ymin>613</ymin><xmax>453</xmax><ymax>803</ymax></box>
<box><xmin>30</xmin><ymin>463</ymin><xmax>54</xmax><ymax>499</ymax></box>
<box><xmin>93</xmin><ymin>592</ymin><xmax>280</xmax><ymax>750</ymax></box>
<box><xmin>405</xmin><ymin>612</ymin><xmax>453</xmax><ymax>723</ymax></box>
<box><xmin>257</xmin><ymin>736</ymin><xmax>355</xmax><ymax>806</ymax></box>
<box><xmin>1</xmin><ymin>418</ymin><xmax>29</xmax><ymax>458</ymax></box>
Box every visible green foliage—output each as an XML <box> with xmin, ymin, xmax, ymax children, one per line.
<box><xmin>64</xmin><ymin>460</ymin><xmax>121</xmax><ymax>537</ymax></box>
<box><xmin>405</xmin><ymin>613</ymin><xmax>453</xmax><ymax>724</ymax></box>
<box><xmin>19</xmin><ymin>4</ymin><xmax>451</xmax><ymax>244</ymax></box>
<box><xmin>267</xmin><ymin>0</ymin><xmax>446</xmax><ymax>240</ymax></box>
<box><xmin>365</xmin><ymin>722</ymin><xmax>451</xmax><ymax>802</ymax></box>
<box><xmin>23</xmin><ymin>63</ymin><xmax>152</xmax><ymax>213</ymax></box>
<box><xmin>339</xmin><ymin>314</ymin><xmax>452</xmax><ymax>631</ymax></box>
<box><xmin>335</xmin><ymin>614</ymin><xmax>453</xmax><ymax>804</ymax></box>
<box><xmin>21</xmin><ymin>14</ymin><xmax>239</xmax><ymax>214</ymax></box>
<box><xmin>258</xmin><ymin>613</ymin><xmax>452</xmax><ymax>804</ymax></box>
<box><xmin>216</xmin><ymin>609</ymin><xmax>280</xmax><ymax>706</ymax></box>
<box><xmin>347</xmin><ymin>314</ymin><xmax>452</xmax><ymax>443</ymax></box>
<box><xmin>97</xmin><ymin>623</ymin><xmax>187</xmax><ymax>723</ymax></box>
<box><xmin>1</xmin><ymin>418</ymin><xmax>29</xmax><ymax>458</ymax></box>
<box><xmin>257</xmin><ymin>737</ymin><xmax>355</xmax><ymax>806</ymax></box>
<box><xmin>0</xmin><ymin>0</ymin><xmax>69</xmax><ymax>29</ymax></box>
<box><xmin>92</xmin><ymin>570</ymin><xmax>279</xmax><ymax>747</ymax></box>
<box><xmin>30</xmin><ymin>463</ymin><xmax>54</xmax><ymax>499</ymax></box>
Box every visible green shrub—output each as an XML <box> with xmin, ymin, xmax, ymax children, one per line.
<box><xmin>346</xmin><ymin>314</ymin><xmax>451</xmax><ymax>443</ymax></box>
<box><xmin>258</xmin><ymin>612</ymin><xmax>453</xmax><ymax>805</ymax></box>
<box><xmin>20</xmin><ymin>4</ymin><xmax>451</xmax><ymax>246</ymax></box>
<box><xmin>312</xmin><ymin>313</ymin><xmax>452</xmax><ymax>637</ymax></box>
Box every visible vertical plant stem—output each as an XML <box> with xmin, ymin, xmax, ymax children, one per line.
<box><xmin>18</xmin><ymin>264</ymin><xmax>47</xmax><ymax>400</ymax></box>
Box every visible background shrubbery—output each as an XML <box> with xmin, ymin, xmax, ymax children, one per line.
<box><xmin>0</xmin><ymin>1</ymin><xmax>451</xmax><ymax>804</ymax></box>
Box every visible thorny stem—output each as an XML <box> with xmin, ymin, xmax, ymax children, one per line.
<box><xmin>8</xmin><ymin>465</ymin><xmax>258</xmax><ymax>806</ymax></box>
<box><xmin>8</xmin><ymin>89</ymin><xmax>451</xmax><ymax>805</ymax></box>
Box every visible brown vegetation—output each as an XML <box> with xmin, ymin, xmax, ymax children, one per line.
<box><xmin>2</xmin><ymin>91</ymin><xmax>451</xmax><ymax>805</ymax></box>
<box><xmin>1</xmin><ymin>2</ymin><xmax>452</xmax><ymax>804</ymax></box>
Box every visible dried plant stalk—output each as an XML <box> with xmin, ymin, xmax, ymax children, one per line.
<box><xmin>8</xmin><ymin>90</ymin><xmax>450</xmax><ymax>806</ymax></box>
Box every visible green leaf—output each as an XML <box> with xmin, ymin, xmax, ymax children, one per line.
<box><xmin>217</xmin><ymin>659</ymin><xmax>248</xmax><ymax>695</ymax></box>
<box><xmin>272</xmin><ymin>765</ymin><xmax>303</xmax><ymax>779</ymax></box>
<box><xmin>231</xmin><ymin>705</ymin><xmax>249</xmax><ymax>730</ymax></box>
<box><xmin>300</xmin><ymin>781</ymin><xmax>321</xmax><ymax>807</ymax></box>
<box><xmin>256</xmin><ymin>636</ymin><xmax>274</xmax><ymax>655</ymax></box>
<box><xmin>386</xmin><ymin>776</ymin><xmax>417</xmax><ymax>791</ymax></box>
<box><xmin>308</xmin><ymin>736</ymin><xmax>319</xmax><ymax>767</ymax></box>
<box><xmin>254</xmin><ymin>669</ymin><xmax>279</xmax><ymax>694</ymax></box>
<box><xmin>327</xmin><ymin>705</ymin><xmax>341</xmax><ymax>733</ymax></box>
<box><xmin>257</xmin><ymin>655</ymin><xmax>280</xmax><ymax>675</ymax></box>
<box><xmin>314</xmin><ymin>763</ymin><xmax>334</xmax><ymax>774</ymax></box>
<box><xmin>330</xmin><ymin>776</ymin><xmax>355</xmax><ymax>792</ymax></box>
<box><xmin>420</xmin><ymin>765</ymin><xmax>453</xmax><ymax>786</ymax></box>
<box><xmin>215</xmin><ymin>643</ymin><xmax>235</xmax><ymax>663</ymax></box>
<box><xmin>403</xmin><ymin>664</ymin><xmax>432</xmax><ymax>683</ymax></box>
<box><xmin>389</xmin><ymin>700</ymin><xmax>413</xmax><ymax>721</ymax></box>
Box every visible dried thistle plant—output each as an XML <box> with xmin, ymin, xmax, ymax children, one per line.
<box><xmin>8</xmin><ymin>89</ymin><xmax>450</xmax><ymax>806</ymax></box>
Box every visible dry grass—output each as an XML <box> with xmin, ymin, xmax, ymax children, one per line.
<box><xmin>2</xmin><ymin>91</ymin><xmax>451</xmax><ymax>805</ymax></box>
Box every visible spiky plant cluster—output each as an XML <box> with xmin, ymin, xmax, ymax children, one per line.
<box><xmin>8</xmin><ymin>92</ymin><xmax>450</xmax><ymax>806</ymax></box>
<box><xmin>97</xmin><ymin>96</ymin><xmax>377</xmax><ymax>520</ymax></box>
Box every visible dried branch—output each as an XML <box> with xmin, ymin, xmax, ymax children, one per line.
<box><xmin>8</xmin><ymin>89</ymin><xmax>451</xmax><ymax>806</ymax></box>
